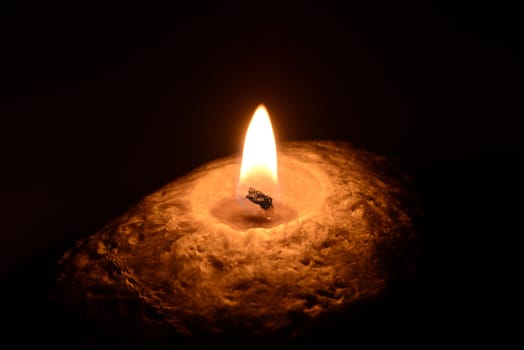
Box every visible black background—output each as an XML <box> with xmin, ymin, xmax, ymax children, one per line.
<box><xmin>0</xmin><ymin>1</ymin><xmax>522</xmax><ymax>346</ymax></box>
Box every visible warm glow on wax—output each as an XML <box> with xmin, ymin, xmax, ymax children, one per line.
<box><xmin>239</xmin><ymin>104</ymin><xmax>278</xmax><ymax>186</ymax></box>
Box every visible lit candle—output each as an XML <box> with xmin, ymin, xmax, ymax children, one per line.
<box><xmin>211</xmin><ymin>104</ymin><xmax>298</xmax><ymax>229</ymax></box>
<box><xmin>52</xmin><ymin>104</ymin><xmax>418</xmax><ymax>343</ymax></box>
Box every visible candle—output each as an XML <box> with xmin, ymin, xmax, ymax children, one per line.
<box><xmin>51</xmin><ymin>104</ymin><xmax>418</xmax><ymax>344</ymax></box>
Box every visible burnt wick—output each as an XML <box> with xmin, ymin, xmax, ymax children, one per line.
<box><xmin>246</xmin><ymin>187</ymin><xmax>273</xmax><ymax>210</ymax></box>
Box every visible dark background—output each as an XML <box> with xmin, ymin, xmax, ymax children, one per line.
<box><xmin>0</xmin><ymin>1</ymin><xmax>521</xmax><ymax>345</ymax></box>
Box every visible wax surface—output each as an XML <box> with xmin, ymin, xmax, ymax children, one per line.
<box><xmin>51</xmin><ymin>141</ymin><xmax>418</xmax><ymax>344</ymax></box>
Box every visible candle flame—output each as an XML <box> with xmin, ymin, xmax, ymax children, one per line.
<box><xmin>239</xmin><ymin>104</ymin><xmax>278</xmax><ymax>192</ymax></box>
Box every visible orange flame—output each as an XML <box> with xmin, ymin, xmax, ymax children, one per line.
<box><xmin>239</xmin><ymin>104</ymin><xmax>278</xmax><ymax>194</ymax></box>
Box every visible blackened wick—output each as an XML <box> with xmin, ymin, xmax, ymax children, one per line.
<box><xmin>246</xmin><ymin>187</ymin><xmax>273</xmax><ymax>210</ymax></box>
